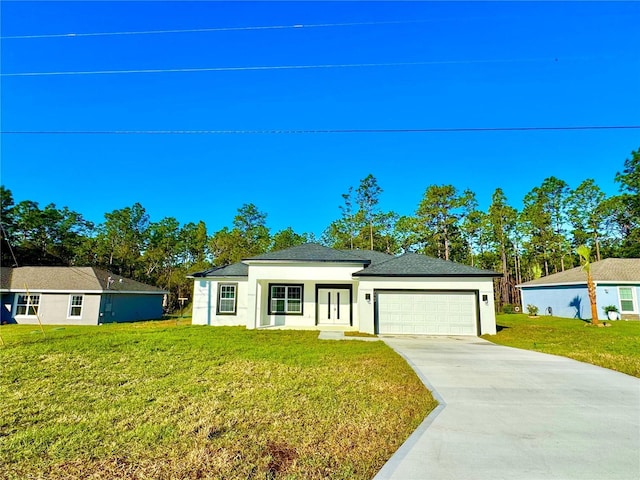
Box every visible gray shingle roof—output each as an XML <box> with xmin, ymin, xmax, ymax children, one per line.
<box><xmin>190</xmin><ymin>262</ymin><xmax>249</xmax><ymax>278</ymax></box>
<box><xmin>353</xmin><ymin>252</ymin><xmax>501</xmax><ymax>277</ymax></box>
<box><xmin>340</xmin><ymin>249</ymin><xmax>394</xmax><ymax>265</ymax></box>
<box><xmin>244</xmin><ymin>243</ymin><xmax>371</xmax><ymax>264</ymax></box>
<box><xmin>0</xmin><ymin>266</ymin><xmax>166</xmax><ymax>293</ymax></box>
<box><xmin>518</xmin><ymin>258</ymin><xmax>640</xmax><ymax>287</ymax></box>
<box><xmin>0</xmin><ymin>268</ymin><xmax>12</xmax><ymax>290</ymax></box>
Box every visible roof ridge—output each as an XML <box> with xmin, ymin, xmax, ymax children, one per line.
<box><xmin>365</xmin><ymin>252</ymin><xmax>404</xmax><ymax>268</ymax></box>
<box><xmin>244</xmin><ymin>242</ymin><xmax>372</xmax><ymax>262</ymax></box>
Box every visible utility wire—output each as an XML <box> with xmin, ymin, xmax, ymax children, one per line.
<box><xmin>3</xmin><ymin>14</ymin><xmax>632</xmax><ymax>40</ymax></box>
<box><xmin>3</xmin><ymin>126</ymin><xmax>639</xmax><ymax>135</ymax></box>
<box><xmin>0</xmin><ymin>19</ymin><xmax>429</xmax><ymax>40</ymax></box>
<box><xmin>0</xmin><ymin>57</ymin><xmax>568</xmax><ymax>77</ymax></box>
<box><xmin>0</xmin><ymin>222</ymin><xmax>19</xmax><ymax>268</ymax></box>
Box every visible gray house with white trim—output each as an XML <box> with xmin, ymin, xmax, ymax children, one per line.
<box><xmin>190</xmin><ymin>243</ymin><xmax>500</xmax><ymax>336</ymax></box>
<box><xmin>1</xmin><ymin>266</ymin><xmax>166</xmax><ymax>325</ymax></box>
<box><xmin>518</xmin><ymin>258</ymin><xmax>640</xmax><ymax>320</ymax></box>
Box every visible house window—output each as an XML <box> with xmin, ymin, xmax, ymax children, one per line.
<box><xmin>217</xmin><ymin>283</ymin><xmax>237</xmax><ymax>314</ymax></box>
<box><xmin>16</xmin><ymin>294</ymin><xmax>40</xmax><ymax>316</ymax></box>
<box><xmin>68</xmin><ymin>295</ymin><xmax>83</xmax><ymax>317</ymax></box>
<box><xmin>619</xmin><ymin>287</ymin><xmax>637</xmax><ymax>313</ymax></box>
<box><xmin>269</xmin><ymin>284</ymin><xmax>303</xmax><ymax>315</ymax></box>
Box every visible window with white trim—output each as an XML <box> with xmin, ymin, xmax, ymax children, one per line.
<box><xmin>619</xmin><ymin>287</ymin><xmax>637</xmax><ymax>313</ymax></box>
<box><xmin>217</xmin><ymin>283</ymin><xmax>237</xmax><ymax>314</ymax></box>
<box><xmin>16</xmin><ymin>294</ymin><xmax>40</xmax><ymax>316</ymax></box>
<box><xmin>269</xmin><ymin>285</ymin><xmax>303</xmax><ymax>315</ymax></box>
<box><xmin>68</xmin><ymin>295</ymin><xmax>84</xmax><ymax>317</ymax></box>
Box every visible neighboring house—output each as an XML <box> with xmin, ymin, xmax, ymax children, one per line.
<box><xmin>0</xmin><ymin>266</ymin><xmax>166</xmax><ymax>325</ymax></box>
<box><xmin>190</xmin><ymin>243</ymin><xmax>499</xmax><ymax>335</ymax></box>
<box><xmin>518</xmin><ymin>258</ymin><xmax>640</xmax><ymax>320</ymax></box>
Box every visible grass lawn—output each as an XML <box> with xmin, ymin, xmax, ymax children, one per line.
<box><xmin>484</xmin><ymin>314</ymin><xmax>640</xmax><ymax>378</ymax></box>
<box><xmin>0</xmin><ymin>320</ymin><xmax>434</xmax><ymax>479</ymax></box>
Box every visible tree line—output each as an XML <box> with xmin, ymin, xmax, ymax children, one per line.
<box><xmin>1</xmin><ymin>148</ymin><xmax>637</xmax><ymax>311</ymax></box>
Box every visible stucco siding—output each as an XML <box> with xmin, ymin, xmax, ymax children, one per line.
<box><xmin>192</xmin><ymin>280</ymin><xmax>212</xmax><ymax>325</ymax></box>
<box><xmin>247</xmin><ymin>263</ymin><xmax>363</xmax><ymax>329</ymax></box>
<box><xmin>11</xmin><ymin>293</ymin><xmax>101</xmax><ymax>325</ymax></box>
<box><xmin>357</xmin><ymin>277</ymin><xmax>497</xmax><ymax>335</ymax></box>
<box><xmin>520</xmin><ymin>284</ymin><xmax>640</xmax><ymax>321</ymax></box>
<box><xmin>99</xmin><ymin>293</ymin><xmax>163</xmax><ymax>323</ymax></box>
<box><xmin>253</xmin><ymin>280</ymin><xmax>357</xmax><ymax>329</ymax></box>
<box><xmin>520</xmin><ymin>285</ymin><xmax>590</xmax><ymax>320</ymax></box>
<box><xmin>2</xmin><ymin>293</ymin><xmax>15</xmax><ymax>324</ymax></box>
<box><xmin>191</xmin><ymin>279</ymin><xmax>247</xmax><ymax>326</ymax></box>
<box><xmin>248</xmin><ymin>263</ymin><xmax>363</xmax><ymax>282</ymax></box>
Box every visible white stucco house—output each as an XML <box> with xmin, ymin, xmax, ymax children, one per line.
<box><xmin>190</xmin><ymin>243</ymin><xmax>499</xmax><ymax>335</ymax></box>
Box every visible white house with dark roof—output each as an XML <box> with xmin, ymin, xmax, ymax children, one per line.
<box><xmin>190</xmin><ymin>243</ymin><xmax>500</xmax><ymax>335</ymax></box>
<box><xmin>0</xmin><ymin>266</ymin><xmax>166</xmax><ymax>325</ymax></box>
<box><xmin>518</xmin><ymin>258</ymin><xmax>640</xmax><ymax>320</ymax></box>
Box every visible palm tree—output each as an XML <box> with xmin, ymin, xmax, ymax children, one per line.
<box><xmin>577</xmin><ymin>245</ymin><xmax>600</xmax><ymax>325</ymax></box>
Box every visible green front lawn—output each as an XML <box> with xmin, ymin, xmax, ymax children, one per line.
<box><xmin>484</xmin><ymin>314</ymin><xmax>640</xmax><ymax>378</ymax></box>
<box><xmin>0</xmin><ymin>321</ymin><xmax>434</xmax><ymax>479</ymax></box>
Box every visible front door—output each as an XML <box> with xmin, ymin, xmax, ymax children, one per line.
<box><xmin>317</xmin><ymin>288</ymin><xmax>351</xmax><ymax>325</ymax></box>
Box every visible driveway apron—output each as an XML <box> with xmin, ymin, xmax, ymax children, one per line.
<box><xmin>375</xmin><ymin>336</ymin><xmax>640</xmax><ymax>480</ymax></box>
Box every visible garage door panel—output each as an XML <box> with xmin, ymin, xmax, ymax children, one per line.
<box><xmin>377</xmin><ymin>291</ymin><xmax>477</xmax><ymax>335</ymax></box>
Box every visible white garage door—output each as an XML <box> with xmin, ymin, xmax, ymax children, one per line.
<box><xmin>377</xmin><ymin>291</ymin><xmax>477</xmax><ymax>335</ymax></box>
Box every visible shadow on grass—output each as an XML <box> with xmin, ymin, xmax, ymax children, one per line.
<box><xmin>496</xmin><ymin>325</ymin><xmax>510</xmax><ymax>332</ymax></box>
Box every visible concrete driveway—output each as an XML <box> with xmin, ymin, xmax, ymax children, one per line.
<box><xmin>375</xmin><ymin>336</ymin><xmax>640</xmax><ymax>480</ymax></box>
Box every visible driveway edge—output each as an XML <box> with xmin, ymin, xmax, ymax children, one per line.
<box><xmin>373</xmin><ymin>338</ymin><xmax>447</xmax><ymax>480</ymax></box>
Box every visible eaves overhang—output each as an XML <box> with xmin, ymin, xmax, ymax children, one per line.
<box><xmin>188</xmin><ymin>274</ymin><xmax>248</xmax><ymax>279</ymax></box>
<box><xmin>353</xmin><ymin>272</ymin><xmax>503</xmax><ymax>278</ymax></box>
<box><xmin>0</xmin><ymin>288</ymin><xmax>167</xmax><ymax>295</ymax></box>
<box><xmin>243</xmin><ymin>259</ymin><xmax>370</xmax><ymax>265</ymax></box>
<box><xmin>517</xmin><ymin>280</ymin><xmax>640</xmax><ymax>289</ymax></box>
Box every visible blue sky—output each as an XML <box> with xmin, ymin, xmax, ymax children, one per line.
<box><xmin>2</xmin><ymin>1</ymin><xmax>639</xmax><ymax>237</ymax></box>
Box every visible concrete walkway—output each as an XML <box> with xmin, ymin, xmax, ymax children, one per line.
<box><xmin>375</xmin><ymin>336</ymin><xmax>640</xmax><ymax>480</ymax></box>
<box><xmin>318</xmin><ymin>331</ymin><xmax>379</xmax><ymax>341</ymax></box>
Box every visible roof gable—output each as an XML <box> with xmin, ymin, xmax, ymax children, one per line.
<box><xmin>519</xmin><ymin>258</ymin><xmax>640</xmax><ymax>287</ymax></box>
<box><xmin>353</xmin><ymin>252</ymin><xmax>501</xmax><ymax>277</ymax></box>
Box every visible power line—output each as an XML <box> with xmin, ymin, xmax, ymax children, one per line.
<box><xmin>0</xmin><ymin>19</ymin><xmax>429</xmax><ymax>40</ymax></box>
<box><xmin>0</xmin><ymin>222</ymin><xmax>19</xmax><ymax>268</ymax></box>
<box><xmin>0</xmin><ymin>57</ymin><xmax>567</xmax><ymax>77</ymax></box>
<box><xmin>2</xmin><ymin>126</ymin><xmax>639</xmax><ymax>135</ymax></box>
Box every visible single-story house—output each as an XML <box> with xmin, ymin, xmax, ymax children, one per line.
<box><xmin>518</xmin><ymin>258</ymin><xmax>640</xmax><ymax>320</ymax></box>
<box><xmin>0</xmin><ymin>266</ymin><xmax>167</xmax><ymax>325</ymax></box>
<box><xmin>190</xmin><ymin>243</ymin><xmax>499</xmax><ymax>335</ymax></box>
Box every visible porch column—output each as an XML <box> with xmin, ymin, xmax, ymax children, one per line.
<box><xmin>246</xmin><ymin>271</ymin><xmax>258</xmax><ymax>330</ymax></box>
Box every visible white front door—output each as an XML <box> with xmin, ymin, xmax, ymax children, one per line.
<box><xmin>318</xmin><ymin>288</ymin><xmax>351</xmax><ymax>325</ymax></box>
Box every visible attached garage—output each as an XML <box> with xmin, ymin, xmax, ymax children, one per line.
<box><xmin>354</xmin><ymin>252</ymin><xmax>500</xmax><ymax>336</ymax></box>
<box><xmin>376</xmin><ymin>290</ymin><xmax>478</xmax><ymax>335</ymax></box>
